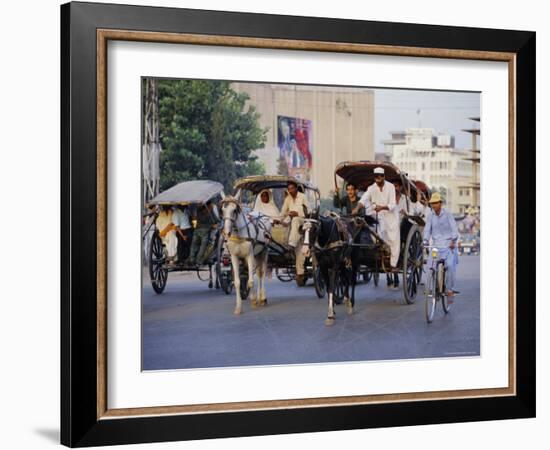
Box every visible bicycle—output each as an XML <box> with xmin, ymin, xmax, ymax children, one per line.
<box><xmin>423</xmin><ymin>245</ymin><xmax>452</xmax><ymax>323</ymax></box>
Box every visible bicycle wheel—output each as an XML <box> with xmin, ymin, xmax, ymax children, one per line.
<box><xmin>424</xmin><ymin>269</ymin><xmax>436</xmax><ymax>323</ymax></box>
<box><xmin>440</xmin><ymin>264</ymin><xmax>452</xmax><ymax>314</ymax></box>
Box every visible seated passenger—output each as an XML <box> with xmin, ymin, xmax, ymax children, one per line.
<box><xmin>172</xmin><ymin>205</ymin><xmax>192</xmax><ymax>262</ymax></box>
<box><xmin>155</xmin><ymin>205</ymin><xmax>178</xmax><ymax>262</ymax></box>
<box><xmin>188</xmin><ymin>201</ymin><xmax>218</xmax><ymax>266</ymax></box>
<box><xmin>253</xmin><ymin>189</ymin><xmax>281</xmax><ymax>220</ymax></box>
<box><xmin>333</xmin><ymin>182</ymin><xmax>364</xmax><ymax>216</ymax></box>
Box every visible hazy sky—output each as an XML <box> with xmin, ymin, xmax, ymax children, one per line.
<box><xmin>373</xmin><ymin>88</ymin><xmax>480</xmax><ymax>153</ymax></box>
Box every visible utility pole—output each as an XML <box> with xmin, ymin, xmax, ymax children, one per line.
<box><xmin>143</xmin><ymin>78</ymin><xmax>161</xmax><ymax>207</ymax></box>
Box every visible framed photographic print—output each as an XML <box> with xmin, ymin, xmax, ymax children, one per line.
<box><xmin>61</xmin><ymin>1</ymin><xmax>535</xmax><ymax>447</ymax></box>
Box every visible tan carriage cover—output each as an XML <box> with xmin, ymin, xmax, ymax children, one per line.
<box><xmin>146</xmin><ymin>180</ymin><xmax>225</xmax><ymax>206</ymax></box>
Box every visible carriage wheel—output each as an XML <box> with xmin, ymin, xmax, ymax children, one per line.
<box><xmin>148</xmin><ymin>231</ymin><xmax>168</xmax><ymax>294</ymax></box>
<box><xmin>333</xmin><ymin>268</ymin><xmax>348</xmax><ymax>305</ymax></box>
<box><xmin>215</xmin><ymin>238</ymin><xmax>233</xmax><ymax>295</ymax></box>
<box><xmin>312</xmin><ymin>258</ymin><xmax>326</xmax><ymax>298</ymax></box>
<box><xmin>276</xmin><ymin>267</ymin><xmax>294</xmax><ymax>282</ymax></box>
<box><xmin>402</xmin><ymin>223</ymin><xmax>423</xmax><ymax>305</ymax></box>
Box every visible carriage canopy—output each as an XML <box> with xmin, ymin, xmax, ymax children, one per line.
<box><xmin>233</xmin><ymin>175</ymin><xmax>320</xmax><ymax>195</ymax></box>
<box><xmin>146</xmin><ymin>180</ymin><xmax>225</xmax><ymax>206</ymax></box>
<box><xmin>335</xmin><ymin>160</ymin><xmax>425</xmax><ymax>198</ymax></box>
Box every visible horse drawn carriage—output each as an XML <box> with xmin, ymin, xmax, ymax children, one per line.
<box><xmin>217</xmin><ymin>175</ymin><xmax>321</xmax><ymax>298</ymax></box>
<box><xmin>144</xmin><ymin>180</ymin><xmax>225</xmax><ymax>294</ymax></box>
<box><xmin>331</xmin><ymin>161</ymin><xmax>428</xmax><ymax>305</ymax></box>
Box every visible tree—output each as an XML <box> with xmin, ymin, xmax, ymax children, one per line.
<box><xmin>154</xmin><ymin>79</ymin><xmax>267</xmax><ymax>192</ymax></box>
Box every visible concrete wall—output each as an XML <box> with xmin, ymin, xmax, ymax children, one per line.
<box><xmin>232</xmin><ymin>83</ymin><xmax>375</xmax><ymax>197</ymax></box>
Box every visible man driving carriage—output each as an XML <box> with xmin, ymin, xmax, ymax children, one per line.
<box><xmin>352</xmin><ymin>167</ymin><xmax>400</xmax><ymax>271</ymax></box>
<box><xmin>280</xmin><ymin>180</ymin><xmax>308</xmax><ymax>285</ymax></box>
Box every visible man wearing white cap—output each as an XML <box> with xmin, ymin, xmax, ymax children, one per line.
<box><xmin>353</xmin><ymin>167</ymin><xmax>400</xmax><ymax>269</ymax></box>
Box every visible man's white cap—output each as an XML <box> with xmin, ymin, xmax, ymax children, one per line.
<box><xmin>374</xmin><ymin>167</ymin><xmax>385</xmax><ymax>175</ymax></box>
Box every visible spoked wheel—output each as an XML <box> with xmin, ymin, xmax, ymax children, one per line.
<box><xmin>216</xmin><ymin>238</ymin><xmax>233</xmax><ymax>295</ymax></box>
<box><xmin>276</xmin><ymin>267</ymin><xmax>294</xmax><ymax>282</ymax></box>
<box><xmin>313</xmin><ymin>258</ymin><xmax>326</xmax><ymax>298</ymax></box>
<box><xmin>425</xmin><ymin>269</ymin><xmax>437</xmax><ymax>323</ymax></box>
<box><xmin>149</xmin><ymin>231</ymin><xmax>168</xmax><ymax>294</ymax></box>
<box><xmin>402</xmin><ymin>224</ymin><xmax>423</xmax><ymax>305</ymax></box>
<box><xmin>333</xmin><ymin>268</ymin><xmax>349</xmax><ymax>305</ymax></box>
<box><xmin>196</xmin><ymin>266</ymin><xmax>209</xmax><ymax>281</ymax></box>
<box><xmin>439</xmin><ymin>263</ymin><xmax>452</xmax><ymax>314</ymax></box>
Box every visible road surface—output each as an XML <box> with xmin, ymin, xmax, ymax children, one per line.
<box><xmin>142</xmin><ymin>256</ymin><xmax>480</xmax><ymax>370</ymax></box>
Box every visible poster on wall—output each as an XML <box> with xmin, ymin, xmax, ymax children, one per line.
<box><xmin>277</xmin><ymin>115</ymin><xmax>313</xmax><ymax>180</ymax></box>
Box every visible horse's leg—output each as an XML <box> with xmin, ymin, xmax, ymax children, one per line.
<box><xmin>348</xmin><ymin>264</ymin><xmax>356</xmax><ymax>315</ymax></box>
<box><xmin>325</xmin><ymin>266</ymin><xmax>336</xmax><ymax>326</ymax></box>
<box><xmin>248</xmin><ymin>248</ymin><xmax>257</xmax><ymax>307</ymax></box>
<box><xmin>343</xmin><ymin>265</ymin><xmax>351</xmax><ymax>309</ymax></box>
<box><xmin>259</xmin><ymin>251</ymin><xmax>268</xmax><ymax>306</ymax></box>
<box><xmin>232</xmin><ymin>254</ymin><xmax>242</xmax><ymax>315</ymax></box>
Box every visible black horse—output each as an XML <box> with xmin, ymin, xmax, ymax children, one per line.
<box><xmin>302</xmin><ymin>214</ymin><xmax>354</xmax><ymax>326</ymax></box>
<box><xmin>336</xmin><ymin>215</ymin><xmax>378</xmax><ymax>312</ymax></box>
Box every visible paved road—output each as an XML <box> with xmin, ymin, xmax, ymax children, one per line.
<box><xmin>142</xmin><ymin>256</ymin><xmax>480</xmax><ymax>370</ymax></box>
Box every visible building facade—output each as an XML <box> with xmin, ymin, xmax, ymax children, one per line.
<box><xmin>232</xmin><ymin>83</ymin><xmax>375</xmax><ymax>197</ymax></box>
<box><xmin>385</xmin><ymin>128</ymin><xmax>475</xmax><ymax>214</ymax></box>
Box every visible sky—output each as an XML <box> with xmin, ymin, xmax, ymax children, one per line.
<box><xmin>373</xmin><ymin>88</ymin><xmax>480</xmax><ymax>153</ymax></box>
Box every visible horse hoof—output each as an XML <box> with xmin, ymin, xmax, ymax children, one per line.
<box><xmin>343</xmin><ymin>297</ymin><xmax>350</xmax><ymax>307</ymax></box>
<box><xmin>233</xmin><ymin>308</ymin><xmax>242</xmax><ymax>315</ymax></box>
<box><xmin>250</xmin><ymin>300</ymin><xmax>258</xmax><ymax>308</ymax></box>
<box><xmin>325</xmin><ymin>318</ymin><xmax>335</xmax><ymax>326</ymax></box>
<box><xmin>347</xmin><ymin>307</ymin><xmax>355</xmax><ymax>315</ymax></box>
<box><xmin>259</xmin><ymin>298</ymin><xmax>267</xmax><ymax>306</ymax></box>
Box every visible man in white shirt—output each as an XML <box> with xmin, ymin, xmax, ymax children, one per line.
<box><xmin>353</xmin><ymin>167</ymin><xmax>400</xmax><ymax>269</ymax></box>
<box><xmin>172</xmin><ymin>205</ymin><xmax>192</xmax><ymax>262</ymax></box>
<box><xmin>280</xmin><ymin>180</ymin><xmax>308</xmax><ymax>285</ymax></box>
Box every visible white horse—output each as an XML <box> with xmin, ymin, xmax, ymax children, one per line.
<box><xmin>221</xmin><ymin>197</ymin><xmax>272</xmax><ymax>315</ymax></box>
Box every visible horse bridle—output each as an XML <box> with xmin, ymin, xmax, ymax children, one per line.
<box><xmin>221</xmin><ymin>198</ymin><xmax>271</xmax><ymax>241</ymax></box>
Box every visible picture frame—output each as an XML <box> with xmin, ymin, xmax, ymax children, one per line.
<box><xmin>61</xmin><ymin>1</ymin><xmax>535</xmax><ymax>447</ymax></box>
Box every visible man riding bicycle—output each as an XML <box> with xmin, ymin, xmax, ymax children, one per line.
<box><xmin>423</xmin><ymin>192</ymin><xmax>459</xmax><ymax>303</ymax></box>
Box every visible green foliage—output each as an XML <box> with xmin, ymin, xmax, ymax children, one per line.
<box><xmin>154</xmin><ymin>79</ymin><xmax>267</xmax><ymax>192</ymax></box>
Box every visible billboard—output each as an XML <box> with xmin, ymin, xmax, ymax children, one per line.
<box><xmin>277</xmin><ymin>115</ymin><xmax>313</xmax><ymax>181</ymax></box>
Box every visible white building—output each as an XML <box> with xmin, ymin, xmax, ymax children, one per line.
<box><xmin>385</xmin><ymin>128</ymin><xmax>474</xmax><ymax>214</ymax></box>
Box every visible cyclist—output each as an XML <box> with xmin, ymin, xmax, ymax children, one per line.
<box><xmin>423</xmin><ymin>192</ymin><xmax>459</xmax><ymax>303</ymax></box>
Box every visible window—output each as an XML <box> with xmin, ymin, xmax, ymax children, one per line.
<box><xmin>422</xmin><ymin>162</ymin><xmax>425</xmax><ymax>171</ymax></box>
